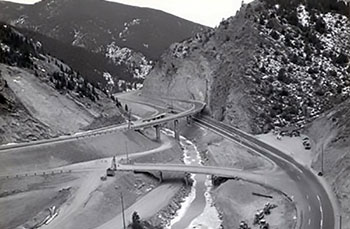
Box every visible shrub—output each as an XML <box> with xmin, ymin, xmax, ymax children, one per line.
<box><xmin>334</xmin><ymin>53</ymin><xmax>349</xmax><ymax>66</ymax></box>
<box><xmin>315</xmin><ymin>17</ymin><xmax>327</xmax><ymax>34</ymax></box>
<box><xmin>270</xmin><ymin>30</ymin><xmax>280</xmax><ymax>40</ymax></box>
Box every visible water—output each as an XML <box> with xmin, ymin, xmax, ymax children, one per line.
<box><xmin>162</xmin><ymin>129</ymin><xmax>221</xmax><ymax>229</ymax></box>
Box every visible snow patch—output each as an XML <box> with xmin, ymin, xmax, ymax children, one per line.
<box><xmin>72</xmin><ymin>29</ymin><xmax>86</xmax><ymax>47</ymax></box>
<box><xmin>103</xmin><ymin>72</ymin><xmax>114</xmax><ymax>86</ymax></box>
<box><xmin>106</xmin><ymin>42</ymin><xmax>152</xmax><ymax>80</ymax></box>
<box><xmin>0</xmin><ymin>43</ymin><xmax>10</xmax><ymax>52</ymax></box>
<box><xmin>297</xmin><ymin>5</ymin><xmax>310</xmax><ymax>27</ymax></box>
<box><xmin>119</xmin><ymin>18</ymin><xmax>141</xmax><ymax>39</ymax></box>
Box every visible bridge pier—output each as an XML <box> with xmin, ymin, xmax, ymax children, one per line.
<box><xmin>211</xmin><ymin>175</ymin><xmax>215</xmax><ymax>185</ymax></box>
<box><xmin>155</xmin><ymin>125</ymin><xmax>161</xmax><ymax>142</ymax></box>
<box><xmin>186</xmin><ymin>115</ymin><xmax>192</xmax><ymax>125</ymax></box>
<box><xmin>174</xmin><ymin>119</ymin><xmax>180</xmax><ymax>141</ymax></box>
<box><xmin>184</xmin><ymin>172</ymin><xmax>190</xmax><ymax>186</ymax></box>
<box><xmin>159</xmin><ymin>171</ymin><xmax>163</xmax><ymax>183</ymax></box>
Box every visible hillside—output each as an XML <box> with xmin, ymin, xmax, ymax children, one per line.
<box><xmin>17</xmin><ymin>27</ymin><xmax>135</xmax><ymax>93</ymax></box>
<box><xmin>142</xmin><ymin>0</ymin><xmax>350</xmax><ymax>134</ymax></box>
<box><xmin>0</xmin><ymin>0</ymin><xmax>206</xmax><ymax>90</ymax></box>
<box><xmin>306</xmin><ymin>98</ymin><xmax>350</xmax><ymax>227</ymax></box>
<box><xmin>0</xmin><ymin>22</ymin><xmax>123</xmax><ymax>144</ymax></box>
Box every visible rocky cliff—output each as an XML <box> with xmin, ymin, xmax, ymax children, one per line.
<box><xmin>142</xmin><ymin>0</ymin><xmax>350</xmax><ymax>134</ymax></box>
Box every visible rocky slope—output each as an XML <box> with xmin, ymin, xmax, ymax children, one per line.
<box><xmin>306</xmin><ymin>98</ymin><xmax>350</xmax><ymax>227</ymax></box>
<box><xmin>0</xmin><ymin>0</ymin><xmax>206</xmax><ymax>91</ymax></box>
<box><xmin>0</xmin><ymin>22</ymin><xmax>123</xmax><ymax>144</ymax></box>
<box><xmin>142</xmin><ymin>0</ymin><xmax>350</xmax><ymax>134</ymax></box>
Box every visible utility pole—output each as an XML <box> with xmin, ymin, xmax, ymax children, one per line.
<box><xmin>339</xmin><ymin>215</ymin><xmax>342</xmax><ymax>229</ymax></box>
<box><xmin>120</xmin><ymin>192</ymin><xmax>126</xmax><ymax>229</ymax></box>
<box><xmin>125</xmin><ymin>141</ymin><xmax>129</xmax><ymax>164</ymax></box>
<box><xmin>321</xmin><ymin>143</ymin><xmax>324</xmax><ymax>175</ymax></box>
<box><xmin>127</xmin><ymin>109</ymin><xmax>132</xmax><ymax>129</ymax></box>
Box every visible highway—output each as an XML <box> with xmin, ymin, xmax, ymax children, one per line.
<box><xmin>0</xmin><ymin>92</ymin><xmax>337</xmax><ymax>229</ymax></box>
<box><xmin>107</xmin><ymin>94</ymin><xmax>337</xmax><ymax>229</ymax></box>
<box><xmin>194</xmin><ymin>116</ymin><xmax>335</xmax><ymax>229</ymax></box>
<box><xmin>0</xmin><ymin>98</ymin><xmax>205</xmax><ymax>152</ymax></box>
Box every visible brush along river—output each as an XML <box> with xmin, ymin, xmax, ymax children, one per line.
<box><xmin>162</xmin><ymin>129</ymin><xmax>222</xmax><ymax>229</ymax></box>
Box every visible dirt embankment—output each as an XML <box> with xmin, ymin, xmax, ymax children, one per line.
<box><xmin>0</xmin><ymin>67</ymin><xmax>58</xmax><ymax>144</ymax></box>
<box><xmin>177</xmin><ymin>121</ymin><xmax>295</xmax><ymax>228</ymax></box>
<box><xmin>0</xmin><ymin>127</ymin><xmax>179</xmax><ymax>229</ymax></box>
<box><xmin>213</xmin><ymin>180</ymin><xmax>296</xmax><ymax>229</ymax></box>
<box><xmin>0</xmin><ymin>61</ymin><xmax>124</xmax><ymax>145</ymax></box>
<box><xmin>0</xmin><ymin>173</ymin><xmax>75</xmax><ymax>229</ymax></box>
<box><xmin>306</xmin><ymin>98</ymin><xmax>350</xmax><ymax>227</ymax></box>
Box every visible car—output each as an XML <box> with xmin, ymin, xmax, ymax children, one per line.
<box><xmin>304</xmin><ymin>144</ymin><xmax>311</xmax><ymax>150</ymax></box>
<box><xmin>303</xmin><ymin>141</ymin><xmax>311</xmax><ymax>150</ymax></box>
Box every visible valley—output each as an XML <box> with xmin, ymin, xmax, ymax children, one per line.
<box><xmin>0</xmin><ymin>0</ymin><xmax>349</xmax><ymax>228</ymax></box>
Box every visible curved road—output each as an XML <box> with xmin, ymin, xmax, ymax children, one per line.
<box><xmin>0</xmin><ymin>93</ymin><xmax>336</xmax><ymax>229</ymax></box>
<box><xmin>195</xmin><ymin>117</ymin><xmax>335</xmax><ymax>229</ymax></box>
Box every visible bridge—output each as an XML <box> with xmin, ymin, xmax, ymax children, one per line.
<box><xmin>0</xmin><ymin>93</ymin><xmax>337</xmax><ymax>229</ymax></box>
<box><xmin>128</xmin><ymin>98</ymin><xmax>204</xmax><ymax>141</ymax></box>
<box><xmin>116</xmin><ymin>163</ymin><xmax>271</xmax><ymax>184</ymax></box>
<box><xmin>0</xmin><ymin>98</ymin><xmax>205</xmax><ymax>152</ymax></box>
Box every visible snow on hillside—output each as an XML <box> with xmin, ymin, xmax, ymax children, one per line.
<box><xmin>253</xmin><ymin>3</ymin><xmax>350</xmax><ymax>128</ymax></box>
<box><xmin>106</xmin><ymin>41</ymin><xmax>153</xmax><ymax>80</ymax></box>
<box><xmin>119</xmin><ymin>18</ymin><xmax>141</xmax><ymax>40</ymax></box>
<box><xmin>72</xmin><ymin>29</ymin><xmax>86</xmax><ymax>47</ymax></box>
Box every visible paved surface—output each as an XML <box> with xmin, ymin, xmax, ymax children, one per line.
<box><xmin>0</xmin><ymin>92</ymin><xmax>336</xmax><ymax>229</ymax></box>
<box><xmin>195</xmin><ymin>117</ymin><xmax>335</xmax><ymax>229</ymax></box>
<box><xmin>116</xmin><ymin>163</ymin><xmax>275</xmax><ymax>184</ymax></box>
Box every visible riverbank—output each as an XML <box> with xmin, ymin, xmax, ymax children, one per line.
<box><xmin>178</xmin><ymin>121</ymin><xmax>296</xmax><ymax>228</ymax></box>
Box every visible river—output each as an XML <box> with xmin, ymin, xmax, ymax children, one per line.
<box><xmin>162</xmin><ymin>129</ymin><xmax>222</xmax><ymax>229</ymax></box>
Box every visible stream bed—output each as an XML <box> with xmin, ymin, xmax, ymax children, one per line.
<box><xmin>162</xmin><ymin>129</ymin><xmax>221</xmax><ymax>229</ymax></box>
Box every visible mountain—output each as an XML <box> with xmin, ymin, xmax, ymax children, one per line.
<box><xmin>142</xmin><ymin>0</ymin><xmax>350</xmax><ymax>134</ymax></box>
<box><xmin>0</xmin><ymin>0</ymin><xmax>206</xmax><ymax>89</ymax></box>
<box><xmin>17</xmin><ymin>27</ymin><xmax>135</xmax><ymax>93</ymax></box>
<box><xmin>0</xmin><ymin>22</ymin><xmax>123</xmax><ymax>144</ymax></box>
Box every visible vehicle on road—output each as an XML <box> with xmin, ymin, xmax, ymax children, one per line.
<box><xmin>142</xmin><ymin>113</ymin><xmax>166</xmax><ymax>122</ymax></box>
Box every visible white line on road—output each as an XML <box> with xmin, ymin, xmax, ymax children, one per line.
<box><xmin>316</xmin><ymin>195</ymin><xmax>324</xmax><ymax>228</ymax></box>
<box><xmin>308</xmin><ymin>218</ymin><xmax>311</xmax><ymax>225</ymax></box>
<box><xmin>306</xmin><ymin>195</ymin><xmax>309</xmax><ymax>200</ymax></box>
<box><xmin>308</xmin><ymin>205</ymin><xmax>311</xmax><ymax>212</ymax></box>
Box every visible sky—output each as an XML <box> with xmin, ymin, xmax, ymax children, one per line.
<box><xmin>0</xmin><ymin>0</ymin><xmax>252</xmax><ymax>27</ymax></box>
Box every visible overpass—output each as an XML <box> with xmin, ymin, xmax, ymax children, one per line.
<box><xmin>0</xmin><ymin>93</ymin><xmax>337</xmax><ymax>229</ymax></box>
<box><xmin>0</xmin><ymin>98</ymin><xmax>205</xmax><ymax>152</ymax></box>
<box><xmin>116</xmin><ymin>163</ymin><xmax>273</xmax><ymax>184</ymax></box>
<box><xmin>128</xmin><ymin>98</ymin><xmax>204</xmax><ymax>141</ymax></box>
<box><xmin>113</xmin><ymin>94</ymin><xmax>337</xmax><ymax>229</ymax></box>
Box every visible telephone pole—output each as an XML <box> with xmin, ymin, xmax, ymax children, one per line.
<box><xmin>321</xmin><ymin>143</ymin><xmax>324</xmax><ymax>174</ymax></box>
<box><xmin>127</xmin><ymin>109</ymin><xmax>132</xmax><ymax>129</ymax></box>
<box><xmin>120</xmin><ymin>192</ymin><xmax>126</xmax><ymax>229</ymax></box>
<box><xmin>125</xmin><ymin>141</ymin><xmax>129</xmax><ymax>164</ymax></box>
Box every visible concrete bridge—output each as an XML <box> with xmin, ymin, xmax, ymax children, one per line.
<box><xmin>116</xmin><ymin>163</ymin><xmax>269</xmax><ymax>184</ymax></box>
<box><xmin>129</xmin><ymin>99</ymin><xmax>205</xmax><ymax>142</ymax></box>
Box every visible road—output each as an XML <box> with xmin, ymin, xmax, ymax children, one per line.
<box><xmin>116</xmin><ymin>163</ymin><xmax>276</xmax><ymax>184</ymax></box>
<box><xmin>104</xmin><ymin>94</ymin><xmax>337</xmax><ymax>229</ymax></box>
<box><xmin>0</xmin><ymin>97</ymin><xmax>204</xmax><ymax>152</ymax></box>
<box><xmin>195</xmin><ymin>116</ymin><xmax>335</xmax><ymax>229</ymax></box>
<box><xmin>0</xmin><ymin>92</ymin><xmax>336</xmax><ymax>229</ymax></box>
<box><xmin>40</xmin><ymin>135</ymin><xmax>175</xmax><ymax>229</ymax></box>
